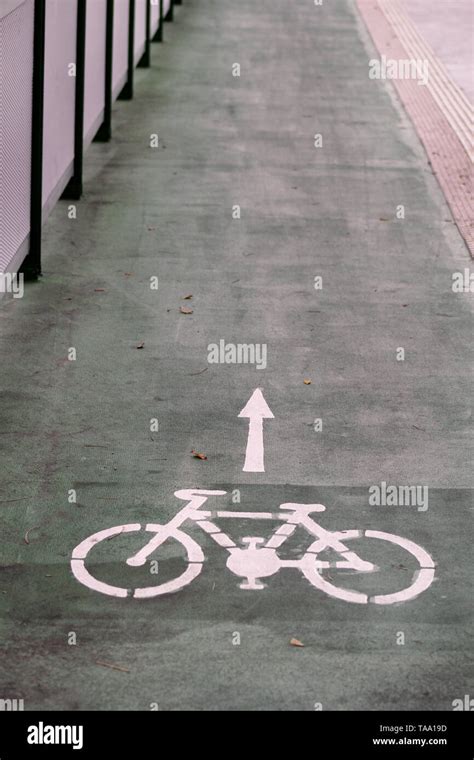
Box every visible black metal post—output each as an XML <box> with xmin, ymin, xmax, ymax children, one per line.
<box><xmin>21</xmin><ymin>0</ymin><xmax>46</xmax><ymax>280</ymax></box>
<box><xmin>62</xmin><ymin>0</ymin><xmax>87</xmax><ymax>200</ymax></box>
<box><xmin>152</xmin><ymin>0</ymin><xmax>163</xmax><ymax>42</ymax></box>
<box><xmin>138</xmin><ymin>0</ymin><xmax>151</xmax><ymax>67</ymax></box>
<box><xmin>164</xmin><ymin>0</ymin><xmax>174</xmax><ymax>22</ymax></box>
<box><xmin>118</xmin><ymin>0</ymin><xmax>135</xmax><ymax>99</ymax></box>
<box><xmin>94</xmin><ymin>0</ymin><xmax>114</xmax><ymax>141</ymax></box>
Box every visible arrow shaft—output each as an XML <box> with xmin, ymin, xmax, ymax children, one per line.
<box><xmin>243</xmin><ymin>417</ymin><xmax>265</xmax><ymax>472</ymax></box>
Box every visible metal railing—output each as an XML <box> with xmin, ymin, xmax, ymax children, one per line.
<box><xmin>0</xmin><ymin>0</ymin><xmax>177</xmax><ymax>281</ymax></box>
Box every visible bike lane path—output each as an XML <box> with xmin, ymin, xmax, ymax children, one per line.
<box><xmin>0</xmin><ymin>0</ymin><xmax>472</xmax><ymax>710</ymax></box>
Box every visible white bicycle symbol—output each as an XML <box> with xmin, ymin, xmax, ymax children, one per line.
<box><xmin>71</xmin><ymin>489</ymin><xmax>435</xmax><ymax>604</ymax></box>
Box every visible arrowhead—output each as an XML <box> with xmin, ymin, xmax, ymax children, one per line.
<box><xmin>238</xmin><ymin>388</ymin><xmax>274</xmax><ymax>419</ymax></box>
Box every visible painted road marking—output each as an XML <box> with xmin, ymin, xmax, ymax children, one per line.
<box><xmin>238</xmin><ymin>389</ymin><xmax>274</xmax><ymax>472</ymax></box>
<box><xmin>71</xmin><ymin>489</ymin><xmax>436</xmax><ymax>604</ymax></box>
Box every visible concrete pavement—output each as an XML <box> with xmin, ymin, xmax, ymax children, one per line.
<box><xmin>0</xmin><ymin>0</ymin><xmax>472</xmax><ymax>710</ymax></box>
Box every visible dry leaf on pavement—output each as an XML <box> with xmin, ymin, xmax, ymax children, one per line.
<box><xmin>290</xmin><ymin>638</ymin><xmax>304</xmax><ymax>647</ymax></box>
<box><xmin>96</xmin><ymin>661</ymin><xmax>130</xmax><ymax>673</ymax></box>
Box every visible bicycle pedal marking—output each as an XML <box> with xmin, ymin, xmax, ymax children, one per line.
<box><xmin>70</xmin><ymin>489</ymin><xmax>436</xmax><ymax>604</ymax></box>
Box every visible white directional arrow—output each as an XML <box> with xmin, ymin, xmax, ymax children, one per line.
<box><xmin>238</xmin><ymin>388</ymin><xmax>274</xmax><ymax>472</ymax></box>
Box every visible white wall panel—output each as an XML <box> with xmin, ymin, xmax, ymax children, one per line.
<box><xmin>163</xmin><ymin>0</ymin><xmax>170</xmax><ymax>17</ymax></box>
<box><xmin>150</xmin><ymin>0</ymin><xmax>160</xmax><ymax>37</ymax></box>
<box><xmin>42</xmin><ymin>0</ymin><xmax>78</xmax><ymax>214</ymax></box>
<box><xmin>84</xmin><ymin>0</ymin><xmax>107</xmax><ymax>147</ymax></box>
<box><xmin>134</xmin><ymin>0</ymin><xmax>146</xmax><ymax>65</ymax></box>
<box><xmin>112</xmin><ymin>0</ymin><xmax>129</xmax><ymax>100</ymax></box>
<box><xmin>0</xmin><ymin>0</ymin><xmax>29</xmax><ymax>18</ymax></box>
<box><xmin>0</xmin><ymin>0</ymin><xmax>34</xmax><ymax>273</ymax></box>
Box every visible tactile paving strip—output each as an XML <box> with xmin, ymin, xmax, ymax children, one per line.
<box><xmin>357</xmin><ymin>0</ymin><xmax>473</xmax><ymax>256</ymax></box>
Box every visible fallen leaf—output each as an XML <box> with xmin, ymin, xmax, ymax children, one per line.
<box><xmin>191</xmin><ymin>450</ymin><xmax>207</xmax><ymax>460</ymax></box>
<box><xmin>96</xmin><ymin>660</ymin><xmax>130</xmax><ymax>673</ymax></box>
<box><xmin>147</xmin><ymin>226</ymin><xmax>156</xmax><ymax>231</ymax></box>
<box><xmin>124</xmin><ymin>272</ymin><xmax>133</xmax><ymax>277</ymax></box>
<box><xmin>303</xmin><ymin>379</ymin><xmax>312</xmax><ymax>385</ymax></box>
<box><xmin>182</xmin><ymin>294</ymin><xmax>193</xmax><ymax>300</ymax></box>
<box><xmin>290</xmin><ymin>638</ymin><xmax>304</xmax><ymax>647</ymax></box>
<box><xmin>94</xmin><ymin>288</ymin><xmax>106</xmax><ymax>292</ymax></box>
<box><xmin>136</xmin><ymin>342</ymin><xmax>145</xmax><ymax>349</ymax></box>
<box><xmin>379</xmin><ymin>217</ymin><xmax>390</xmax><ymax>221</ymax></box>
<box><xmin>188</xmin><ymin>368</ymin><xmax>208</xmax><ymax>376</ymax></box>
<box><xmin>180</xmin><ymin>306</ymin><xmax>193</xmax><ymax>315</ymax></box>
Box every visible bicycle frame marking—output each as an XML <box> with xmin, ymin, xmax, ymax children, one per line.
<box><xmin>71</xmin><ymin>489</ymin><xmax>435</xmax><ymax>603</ymax></box>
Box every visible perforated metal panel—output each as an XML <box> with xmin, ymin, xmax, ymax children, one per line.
<box><xmin>112</xmin><ymin>0</ymin><xmax>129</xmax><ymax>99</ymax></box>
<box><xmin>84</xmin><ymin>0</ymin><xmax>107</xmax><ymax>147</ymax></box>
<box><xmin>42</xmin><ymin>0</ymin><xmax>78</xmax><ymax>213</ymax></box>
<box><xmin>0</xmin><ymin>0</ymin><xmax>34</xmax><ymax>273</ymax></box>
<box><xmin>134</xmin><ymin>0</ymin><xmax>146</xmax><ymax>65</ymax></box>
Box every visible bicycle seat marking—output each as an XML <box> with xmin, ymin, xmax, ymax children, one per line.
<box><xmin>71</xmin><ymin>489</ymin><xmax>435</xmax><ymax>604</ymax></box>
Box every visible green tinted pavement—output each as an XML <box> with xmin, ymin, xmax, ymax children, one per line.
<box><xmin>0</xmin><ymin>0</ymin><xmax>472</xmax><ymax>710</ymax></box>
